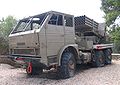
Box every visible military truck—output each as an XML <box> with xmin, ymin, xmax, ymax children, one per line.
<box><xmin>9</xmin><ymin>11</ymin><xmax>113</xmax><ymax>78</ymax></box>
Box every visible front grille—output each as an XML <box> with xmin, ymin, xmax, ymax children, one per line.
<box><xmin>13</xmin><ymin>49</ymin><xmax>35</xmax><ymax>55</ymax></box>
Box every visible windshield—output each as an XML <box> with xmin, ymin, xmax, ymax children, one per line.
<box><xmin>12</xmin><ymin>13</ymin><xmax>48</xmax><ymax>34</ymax></box>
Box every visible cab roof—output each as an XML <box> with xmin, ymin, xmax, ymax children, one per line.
<box><xmin>22</xmin><ymin>11</ymin><xmax>74</xmax><ymax>20</ymax></box>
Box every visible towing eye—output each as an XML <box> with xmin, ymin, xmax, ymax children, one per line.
<box><xmin>27</xmin><ymin>62</ymin><xmax>32</xmax><ymax>73</ymax></box>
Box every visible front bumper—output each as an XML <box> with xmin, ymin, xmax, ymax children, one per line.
<box><xmin>8</xmin><ymin>54</ymin><xmax>47</xmax><ymax>69</ymax></box>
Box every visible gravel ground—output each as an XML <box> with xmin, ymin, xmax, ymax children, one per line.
<box><xmin>0</xmin><ymin>60</ymin><xmax>120</xmax><ymax>85</ymax></box>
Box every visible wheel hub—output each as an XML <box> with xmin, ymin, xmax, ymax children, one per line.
<box><xmin>68</xmin><ymin>59</ymin><xmax>75</xmax><ymax>77</ymax></box>
<box><xmin>68</xmin><ymin>60</ymin><xmax>75</xmax><ymax>70</ymax></box>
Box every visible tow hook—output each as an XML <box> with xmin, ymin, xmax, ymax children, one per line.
<box><xmin>27</xmin><ymin>62</ymin><xmax>32</xmax><ymax>74</ymax></box>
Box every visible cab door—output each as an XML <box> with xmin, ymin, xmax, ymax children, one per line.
<box><xmin>46</xmin><ymin>14</ymin><xmax>64</xmax><ymax>56</ymax></box>
<box><xmin>64</xmin><ymin>15</ymin><xmax>75</xmax><ymax>45</ymax></box>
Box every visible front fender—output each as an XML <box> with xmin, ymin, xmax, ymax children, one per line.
<box><xmin>58</xmin><ymin>44</ymin><xmax>78</xmax><ymax>66</ymax></box>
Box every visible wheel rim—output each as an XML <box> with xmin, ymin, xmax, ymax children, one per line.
<box><xmin>108</xmin><ymin>55</ymin><xmax>111</xmax><ymax>60</ymax></box>
<box><xmin>68</xmin><ymin>59</ymin><xmax>75</xmax><ymax>77</ymax></box>
<box><xmin>108</xmin><ymin>50</ymin><xmax>112</xmax><ymax>60</ymax></box>
<box><xmin>99</xmin><ymin>55</ymin><xmax>104</xmax><ymax>65</ymax></box>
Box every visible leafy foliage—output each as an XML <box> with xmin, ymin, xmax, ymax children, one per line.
<box><xmin>0</xmin><ymin>16</ymin><xmax>17</xmax><ymax>38</ymax></box>
<box><xmin>101</xmin><ymin>0</ymin><xmax>120</xmax><ymax>53</ymax></box>
<box><xmin>0</xmin><ymin>16</ymin><xmax>17</xmax><ymax>54</ymax></box>
<box><xmin>101</xmin><ymin>0</ymin><xmax>120</xmax><ymax>26</ymax></box>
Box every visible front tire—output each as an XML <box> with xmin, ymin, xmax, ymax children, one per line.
<box><xmin>59</xmin><ymin>52</ymin><xmax>76</xmax><ymax>79</ymax></box>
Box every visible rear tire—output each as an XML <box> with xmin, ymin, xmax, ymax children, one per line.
<box><xmin>58</xmin><ymin>52</ymin><xmax>76</xmax><ymax>79</ymax></box>
<box><xmin>92</xmin><ymin>50</ymin><xmax>105</xmax><ymax>67</ymax></box>
<box><xmin>103</xmin><ymin>49</ymin><xmax>112</xmax><ymax>64</ymax></box>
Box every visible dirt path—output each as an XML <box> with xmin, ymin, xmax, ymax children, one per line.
<box><xmin>0</xmin><ymin>60</ymin><xmax>120</xmax><ymax>85</ymax></box>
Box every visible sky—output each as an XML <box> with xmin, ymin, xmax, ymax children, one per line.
<box><xmin>0</xmin><ymin>0</ymin><xmax>105</xmax><ymax>23</ymax></box>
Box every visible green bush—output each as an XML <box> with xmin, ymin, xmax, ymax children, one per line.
<box><xmin>0</xmin><ymin>16</ymin><xmax>17</xmax><ymax>55</ymax></box>
<box><xmin>0</xmin><ymin>37</ymin><xmax>9</xmax><ymax>54</ymax></box>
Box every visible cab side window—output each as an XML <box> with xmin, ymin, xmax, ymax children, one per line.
<box><xmin>64</xmin><ymin>16</ymin><xmax>73</xmax><ymax>27</ymax></box>
<box><xmin>48</xmin><ymin>14</ymin><xmax>63</xmax><ymax>26</ymax></box>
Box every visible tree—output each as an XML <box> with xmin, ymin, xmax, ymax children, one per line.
<box><xmin>101</xmin><ymin>0</ymin><xmax>120</xmax><ymax>27</ymax></box>
<box><xmin>0</xmin><ymin>16</ymin><xmax>17</xmax><ymax>54</ymax></box>
<box><xmin>101</xmin><ymin>0</ymin><xmax>120</xmax><ymax>53</ymax></box>
<box><xmin>0</xmin><ymin>16</ymin><xmax>17</xmax><ymax>38</ymax></box>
